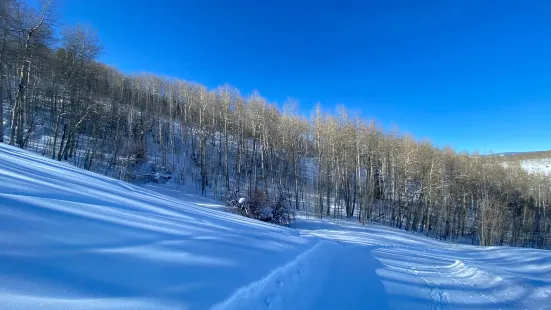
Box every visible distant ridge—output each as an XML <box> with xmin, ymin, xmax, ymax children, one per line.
<box><xmin>489</xmin><ymin>150</ymin><xmax>551</xmax><ymax>159</ymax></box>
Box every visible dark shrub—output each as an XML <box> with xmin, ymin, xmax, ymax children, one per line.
<box><xmin>225</xmin><ymin>186</ymin><xmax>294</xmax><ymax>226</ymax></box>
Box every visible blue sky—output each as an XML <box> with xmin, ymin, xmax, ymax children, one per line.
<box><xmin>52</xmin><ymin>0</ymin><xmax>550</xmax><ymax>153</ymax></box>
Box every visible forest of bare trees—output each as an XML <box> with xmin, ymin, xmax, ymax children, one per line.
<box><xmin>1</xmin><ymin>0</ymin><xmax>550</xmax><ymax>248</ymax></box>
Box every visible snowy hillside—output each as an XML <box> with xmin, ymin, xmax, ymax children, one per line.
<box><xmin>521</xmin><ymin>158</ymin><xmax>551</xmax><ymax>175</ymax></box>
<box><xmin>495</xmin><ymin>151</ymin><xmax>551</xmax><ymax>176</ymax></box>
<box><xmin>0</xmin><ymin>143</ymin><xmax>316</xmax><ymax>309</ymax></box>
<box><xmin>1</xmin><ymin>143</ymin><xmax>551</xmax><ymax>309</ymax></box>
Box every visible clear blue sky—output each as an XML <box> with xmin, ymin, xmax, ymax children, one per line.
<box><xmin>54</xmin><ymin>0</ymin><xmax>550</xmax><ymax>153</ymax></box>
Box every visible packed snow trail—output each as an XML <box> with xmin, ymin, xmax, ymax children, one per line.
<box><xmin>1</xmin><ymin>143</ymin><xmax>551</xmax><ymax>309</ymax></box>
<box><xmin>309</xmin><ymin>243</ymin><xmax>389</xmax><ymax>309</ymax></box>
<box><xmin>211</xmin><ymin>241</ymin><xmax>389</xmax><ymax>310</ymax></box>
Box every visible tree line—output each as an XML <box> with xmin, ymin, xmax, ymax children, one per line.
<box><xmin>1</xmin><ymin>0</ymin><xmax>550</xmax><ymax>248</ymax></box>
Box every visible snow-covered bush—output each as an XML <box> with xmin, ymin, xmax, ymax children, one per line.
<box><xmin>224</xmin><ymin>184</ymin><xmax>244</xmax><ymax>209</ymax></box>
<box><xmin>225</xmin><ymin>186</ymin><xmax>294</xmax><ymax>226</ymax></box>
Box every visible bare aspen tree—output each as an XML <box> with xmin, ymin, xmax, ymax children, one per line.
<box><xmin>10</xmin><ymin>0</ymin><xmax>55</xmax><ymax>147</ymax></box>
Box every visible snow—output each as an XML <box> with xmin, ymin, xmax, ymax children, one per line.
<box><xmin>500</xmin><ymin>155</ymin><xmax>551</xmax><ymax>176</ymax></box>
<box><xmin>294</xmin><ymin>218</ymin><xmax>551</xmax><ymax>309</ymax></box>
<box><xmin>0</xmin><ymin>143</ymin><xmax>314</xmax><ymax>309</ymax></box>
<box><xmin>1</xmin><ymin>142</ymin><xmax>551</xmax><ymax>309</ymax></box>
<box><xmin>521</xmin><ymin>158</ymin><xmax>551</xmax><ymax>175</ymax></box>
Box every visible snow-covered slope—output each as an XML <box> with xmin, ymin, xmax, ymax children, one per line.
<box><xmin>1</xmin><ymin>143</ymin><xmax>551</xmax><ymax>309</ymax></box>
<box><xmin>0</xmin><ymin>143</ymin><xmax>317</xmax><ymax>309</ymax></box>
<box><xmin>521</xmin><ymin>158</ymin><xmax>551</xmax><ymax>175</ymax></box>
<box><xmin>494</xmin><ymin>151</ymin><xmax>551</xmax><ymax>176</ymax></box>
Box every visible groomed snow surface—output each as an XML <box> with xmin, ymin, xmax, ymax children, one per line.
<box><xmin>1</xmin><ymin>143</ymin><xmax>550</xmax><ymax>310</ymax></box>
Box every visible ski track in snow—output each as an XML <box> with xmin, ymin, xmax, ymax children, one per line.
<box><xmin>211</xmin><ymin>241</ymin><xmax>333</xmax><ymax>310</ymax></box>
<box><xmin>1</xmin><ymin>143</ymin><xmax>551</xmax><ymax>309</ymax></box>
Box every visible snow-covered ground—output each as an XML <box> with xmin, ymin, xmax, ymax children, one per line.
<box><xmin>1</xmin><ymin>142</ymin><xmax>550</xmax><ymax>309</ymax></box>
<box><xmin>295</xmin><ymin>218</ymin><xmax>551</xmax><ymax>309</ymax></box>
<box><xmin>521</xmin><ymin>158</ymin><xmax>551</xmax><ymax>175</ymax></box>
